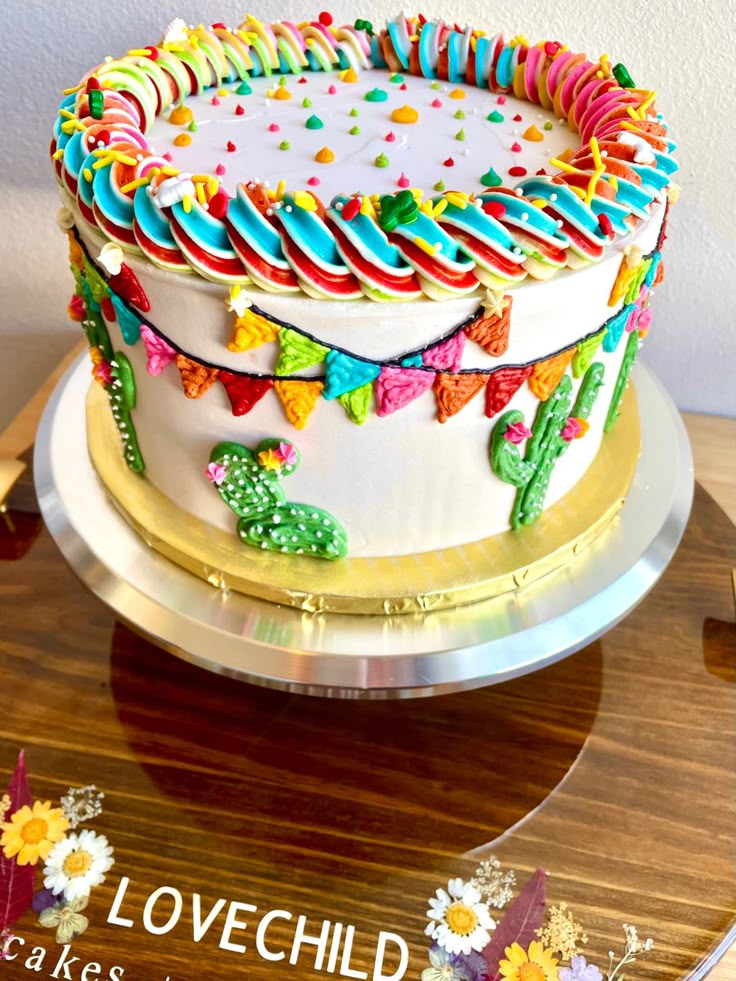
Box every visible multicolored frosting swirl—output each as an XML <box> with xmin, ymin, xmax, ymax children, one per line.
<box><xmin>51</xmin><ymin>13</ymin><xmax>677</xmax><ymax>300</ymax></box>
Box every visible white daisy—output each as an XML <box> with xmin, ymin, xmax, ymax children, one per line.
<box><xmin>43</xmin><ymin>829</ymin><xmax>114</xmax><ymax>903</ymax></box>
<box><xmin>426</xmin><ymin>878</ymin><xmax>495</xmax><ymax>956</ymax></box>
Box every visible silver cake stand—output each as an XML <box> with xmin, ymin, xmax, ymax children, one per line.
<box><xmin>35</xmin><ymin>356</ymin><xmax>693</xmax><ymax>699</ymax></box>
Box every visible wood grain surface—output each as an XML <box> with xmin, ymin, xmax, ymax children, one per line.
<box><xmin>0</xmin><ymin>441</ymin><xmax>734</xmax><ymax>980</ymax></box>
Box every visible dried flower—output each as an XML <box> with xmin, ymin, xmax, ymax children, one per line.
<box><xmin>60</xmin><ymin>786</ymin><xmax>104</xmax><ymax>831</ymax></box>
<box><xmin>426</xmin><ymin>878</ymin><xmax>496</xmax><ymax>956</ymax></box>
<box><xmin>422</xmin><ymin>944</ymin><xmax>487</xmax><ymax>981</ymax></box>
<box><xmin>499</xmin><ymin>941</ymin><xmax>559</xmax><ymax>981</ymax></box>
<box><xmin>471</xmin><ymin>857</ymin><xmax>516</xmax><ymax>910</ymax></box>
<box><xmin>606</xmin><ymin>924</ymin><xmax>654</xmax><ymax>980</ymax></box>
<box><xmin>43</xmin><ymin>829</ymin><xmax>114</xmax><ymax>902</ymax></box>
<box><xmin>39</xmin><ymin>896</ymin><xmax>89</xmax><ymax>945</ymax></box>
<box><xmin>1</xmin><ymin>801</ymin><xmax>69</xmax><ymax>865</ymax></box>
<box><xmin>537</xmin><ymin>902</ymin><xmax>588</xmax><ymax>960</ymax></box>
<box><xmin>559</xmin><ymin>955</ymin><xmax>602</xmax><ymax>981</ymax></box>
<box><xmin>0</xmin><ymin>795</ymin><xmax>10</xmax><ymax>822</ymax></box>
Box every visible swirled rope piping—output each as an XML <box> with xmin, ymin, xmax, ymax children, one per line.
<box><xmin>51</xmin><ymin>14</ymin><xmax>678</xmax><ymax>301</ymax></box>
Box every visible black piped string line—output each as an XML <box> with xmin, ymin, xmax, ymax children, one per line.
<box><xmin>74</xmin><ymin>226</ymin><xmax>659</xmax><ymax>382</ymax></box>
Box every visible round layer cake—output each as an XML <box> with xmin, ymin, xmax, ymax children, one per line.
<box><xmin>51</xmin><ymin>13</ymin><xmax>676</xmax><ymax>601</ymax></box>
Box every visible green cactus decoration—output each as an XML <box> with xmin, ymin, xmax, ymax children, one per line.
<box><xmin>604</xmin><ymin>330</ymin><xmax>639</xmax><ymax>433</ymax></box>
<box><xmin>209</xmin><ymin>440</ymin><xmax>348</xmax><ymax>559</ymax></box>
<box><xmin>107</xmin><ymin>353</ymin><xmax>145</xmax><ymax>473</ymax></box>
<box><xmin>75</xmin><ymin>263</ymin><xmax>144</xmax><ymax>473</ymax></box>
<box><xmin>490</xmin><ymin>364</ymin><xmax>605</xmax><ymax>529</ymax></box>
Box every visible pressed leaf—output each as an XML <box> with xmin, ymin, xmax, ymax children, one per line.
<box><xmin>0</xmin><ymin>750</ymin><xmax>37</xmax><ymax>931</ymax></box>
<box><xmin>483</xmin><ymin>867</ymin><xmax>547</xmax><ymax>979</ymax></box>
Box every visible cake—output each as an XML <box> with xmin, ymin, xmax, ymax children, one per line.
<box><xmin>50</xmin><ymin>13</ymin><xmax>676</xmax><ymax>612</ymax></box>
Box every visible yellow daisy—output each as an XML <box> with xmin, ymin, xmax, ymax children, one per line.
<box><xmin>1</xmin><ymin>801</ymin><xmax>69</xmax><ymax>866</ymax></box>
<box><xmin>499</xmin><ymin>941</ymin><xmax>559</xmax><ymax>981</ymax></box>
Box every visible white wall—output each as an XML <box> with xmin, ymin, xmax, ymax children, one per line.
<box><xmin>1</xmin><ymin>0</ymin><xmax>734</xmax><ymax>434</ymax></box>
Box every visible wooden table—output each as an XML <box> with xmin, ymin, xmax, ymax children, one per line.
<box><xmin>0</xmin><ymin>354</ymin><xmax>734</xmax><ymax>981</ymax></box>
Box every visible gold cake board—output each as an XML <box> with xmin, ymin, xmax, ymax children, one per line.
<box><xmin>86</xmin><ymin>382</ymin><xmax>640</xmax><ymax>615</ymax></box>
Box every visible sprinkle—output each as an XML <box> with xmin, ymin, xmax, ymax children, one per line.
<box><xmin>449</xmin><ymin>88</ymin><xmax>465</xmax><ymax>100</ymax></box>
<box><xmin>306</xmin><ymin>114</ymin><xmax>324</xmax><ymax>129</ymax></box>
<box><xmin>82</xmin><ymin>167</ymin><xmax>93</xmax><ymax>182</ymax></box>
<box><xmin>315</xmin><ymin>146</ymin><xmax>335</xmax><ymax>163</ymax></box>
<box><xmin>482</xmin><ymin>200</ymin><xmax>506</xmax><ymax>218</ymax></box>
<box><xmin>120</xmin><ymin>175</ymin><xmax>151</xmax><ymax>194</ymax></box>
<box><xmin>391</xmin><ymin>104</ymin><xmax>419</xmax><ymax>124</ymax></box>
<box><xmin>510</xmin><ymin>141</ymin><xmax>522</xmax><ymax>152</ymax></box>
<box><xmin>443</xmin><ymin>157</ymin><xmax>455</xmax><ymax>167</ymax></box>
<box><xmin>598</xmin><ymin>213</ymin><xmax>613</xmax><ymax>235</ymax></box>
<box><xmin>319</xmin><ymin>10</ymin><xmax>333</xmax><ymax>25</ymax></box>
<box><xmin>445</xmin><ymin>191</ymin><xmax>468</xmax><ymax>209</ymax></box>
<box><xmin>279</xmin><ymin>139</ymin><xmax>290</xmax><ymax>150</ymax></box>
<box><xmin>544</xmin><ymin>121</ymin><xmax>553</xmax><ymax>131</ymax></box>
<box><xmin>349</xmin><ymin>125</ymin><xmax>360</xmax><ymax>135</ymax></box>
<box><xmin>89</xmin><ymin>89</ymin><xmax>104</xmax><ymax>119</ymax></box>
<box><xmin>487</xmin><ymin>110</ymin><xmax>504</xmax><ymax>122</ymax></box>
<box><xmin>397</xmin><ymin>172</ymin><xmax>410</xmax><ymax>188</ymax></box>
<box><xmin>307</xmin><ymin>176</ymin><xmax>320</xmax><ymax>186</ymax></box>
<box><xmin>374</xmin><ymin>152</ymin><xmax>389</xmax><ymax>168</ymax></box>
<box><xmin>211</xmin><ymin>95</ymin><xmax>220</xmax><ymax>106</ymax></box>
<box><xmin>509</xmin><ymin>165</ymin><xmax>527</xmax><ymax>176</ymax></box>
<box><xmin>414</xmin><ymin>235</ymin><xmax>437</xmax><ymax>255</ymax></box>
<box><xmin>431</xmin><ymin>98</ymin><xmax>443</xmax><ymax>108</ymax></box>
<box><xmin>327</xmin><ymin>84</ymin><xmax>337</xmax><ymax>95</ymax></box>
<box><xmin>613</xmin><ymin>62</ymin><xmax>635</xmax><ymax>88</ymax></box>
<box><xmin>169</xmin><ymin>105</ymin><xmax>193</xmax><ymax>125</ymax></box>
<box><xmin>365</xmin><ymin>87</ymin><xmax>388</xmax><ymax>102</ymax></box>
<box><xmin>208</xmin><ymin>190</ymin><xmax>229</xmax><ymax>219</ymax></box>
<box><xmin>174</xmin><ymin>133</ymin><xmax>192</xmax><ymax>146</ymax></box>
<box><xmin>274</xmin><ymin>86</ymin><xmax>292</xmax><ymax>101</ymax></box>
<box><xmin>341</xmin><ymin>198</ymin><xmax>361</xmax><ymax>221</ymax></box>
<box><xmin>386</xmin><ymin>131</ymin><xmax>396</xmax><ymax>142</ymax></box>
<box><xmin>235</xmin><ymin>104</ymin><xmax>245</xmax><ymax>116</ymax></box>
<box><xmin>349</xmin><ymin>107</ymin><xmax>359</xmax><ymax>116</ymax></box>
<box><xmin>523</xmin><ymin>124</ymin><xmax>544</xmax><ymax>141</ymax></box>
<box><xmin>433</xmin><ymin>179</ymin><xmax>445</xmax><ymax>191</ymax></box>
<box><xmin>455</xmin><ymin>128</ymin><xmax>465</xmax><ymax>141</ymax></box>
<box><xmin>236</xmin><ymin>80</ymin><xmax>252</xmax><ymax>95</ymax></box>
<box><xmin>497</xmin><ymin>95</ymin><xmax>506</xmax><ymax>105</ymax></box>
<box><xmin>215</xmin><ymin>163</ymin><xmax>226</xmax><ymax>175</ymax></box>
<box><xmin>341</xmin><ymin>67</ymin><xmax>358</xmax><ymax>83</ymax></box>
<box><xmin>293</xmin><ymin>190</ymin><xmax>317</xmax><ymax>211</ymax></box>
<box><xmin>269</xmin><ymin>122</ymin><xmax>280</xmax><ymax>132</ymax></box>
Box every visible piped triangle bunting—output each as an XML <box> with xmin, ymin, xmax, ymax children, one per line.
<box><xmin>485</xmin><ymin>365</ymin><xmax>533</xmax><ymax>417</ymax></box>
<box><xmin>375</xmin><ymin>367</ymin><xmax>435</xmax><ymax>417</ymax></box>
<box><xmin>275</xmin><ymin>379</ymin><xmax>324</xmax><ymax>428</ymax></box>
<box><xmin>529</xmin><ymin>348</ymin><xmax>576</xmax><ymax>401</ymax></box>
<box><xmin>176</xmin><ymin>355</ymin><xmax>219</xmax><ymax>399</ymax></box>
<box><xmin>433</xmin><ymin>372</ymin><xmax>487</xmax><ymax>423</ymax></box>
<box><xmin>219</xmin><ymin>372</ymin><xmax>274</xmax><ymax>416</ymax></box>
<box><xmin>464</xmin><ymin>295</ymin><xmax>513</xmax><ymax>357</ymax></box>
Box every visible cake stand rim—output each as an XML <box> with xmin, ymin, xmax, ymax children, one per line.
<box><xmin>34</xmin><ymin>355</ymin><xmax>694</xmax><ymax>699</ymax></box>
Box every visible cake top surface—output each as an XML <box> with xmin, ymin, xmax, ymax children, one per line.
<box><xmin>52</xmin><ymin>13</ymin><xmax>678</xmax><ymax>302</ymax></box>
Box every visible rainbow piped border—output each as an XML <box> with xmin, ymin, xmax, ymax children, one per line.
<box><xmin>51</xmin><ymin>14</ymin><xmax>677</xmax><ymax>301</ymax></box>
